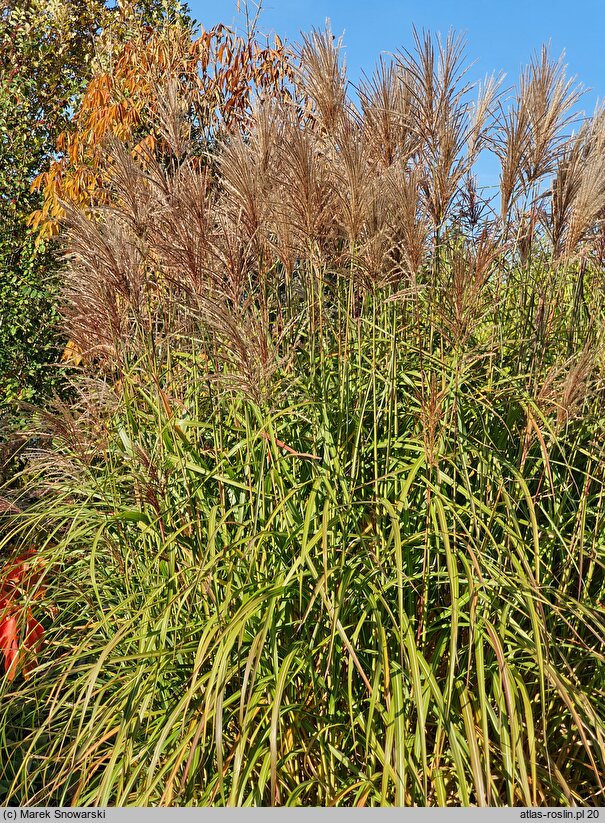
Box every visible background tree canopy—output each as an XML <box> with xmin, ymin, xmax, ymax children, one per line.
<box><xmin>0</xmin><ymin>0</ymin><xmax>190</xmax><ymax>418</ymax></box>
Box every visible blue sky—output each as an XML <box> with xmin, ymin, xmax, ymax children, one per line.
<box><xmin>187</xmin><ymin>0</ymin><xmax>604</xmax><ymax>104</ymax></box>
<box><xmin>186</xmin><ymin>0</ymin><xmax>605</xmax><ymax>188</ymax></box>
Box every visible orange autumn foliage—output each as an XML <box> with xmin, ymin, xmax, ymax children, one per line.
<box><xmin>29</xmin><ymin>18</ymin><xmax>294</xmax><ymax>239</ymax></box>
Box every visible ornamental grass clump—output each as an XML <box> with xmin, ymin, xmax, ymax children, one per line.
<box><xmin>1</xmin><ymin>20</ymin><xmax>605</xmax><ymax>807</ymax></box>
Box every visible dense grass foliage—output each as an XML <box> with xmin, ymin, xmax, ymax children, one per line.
<box><xmin>1</xmin><ymin>26</ymin><xmax>605</xmax><ymax>806</ymax></box>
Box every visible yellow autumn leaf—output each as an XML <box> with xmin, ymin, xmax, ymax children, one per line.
<box><xmin>61</xmin><ymin>340</ymin><xmax>83</xmax><ymax>367</ymax></box>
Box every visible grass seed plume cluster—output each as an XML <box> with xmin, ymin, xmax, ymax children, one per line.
<box><xmin>1</xmin><ymin>17</ymin><xmax>605</xmax><ymax>807</ymax></box>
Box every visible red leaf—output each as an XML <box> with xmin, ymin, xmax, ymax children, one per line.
<box><xmin>0</xmin><ymin>616</ymin><xmax>19</xmax><ymax>680</ymax></box>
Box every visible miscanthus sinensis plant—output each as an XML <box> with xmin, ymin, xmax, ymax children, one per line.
<box><xmin>2</xmin><ymin>25</ymin><xmax>605</xmax><ymax>807</ymax></box>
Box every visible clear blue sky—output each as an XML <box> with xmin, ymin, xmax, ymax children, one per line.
<box><xmin>187</xmin><ymin>0</ymin><xmax>604</xmax><ymax>104</ymax></box>
<box><xmin>186</xmin><ymin>0</ymin><xmax>605</xmax><ymax>188</ymax></box>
